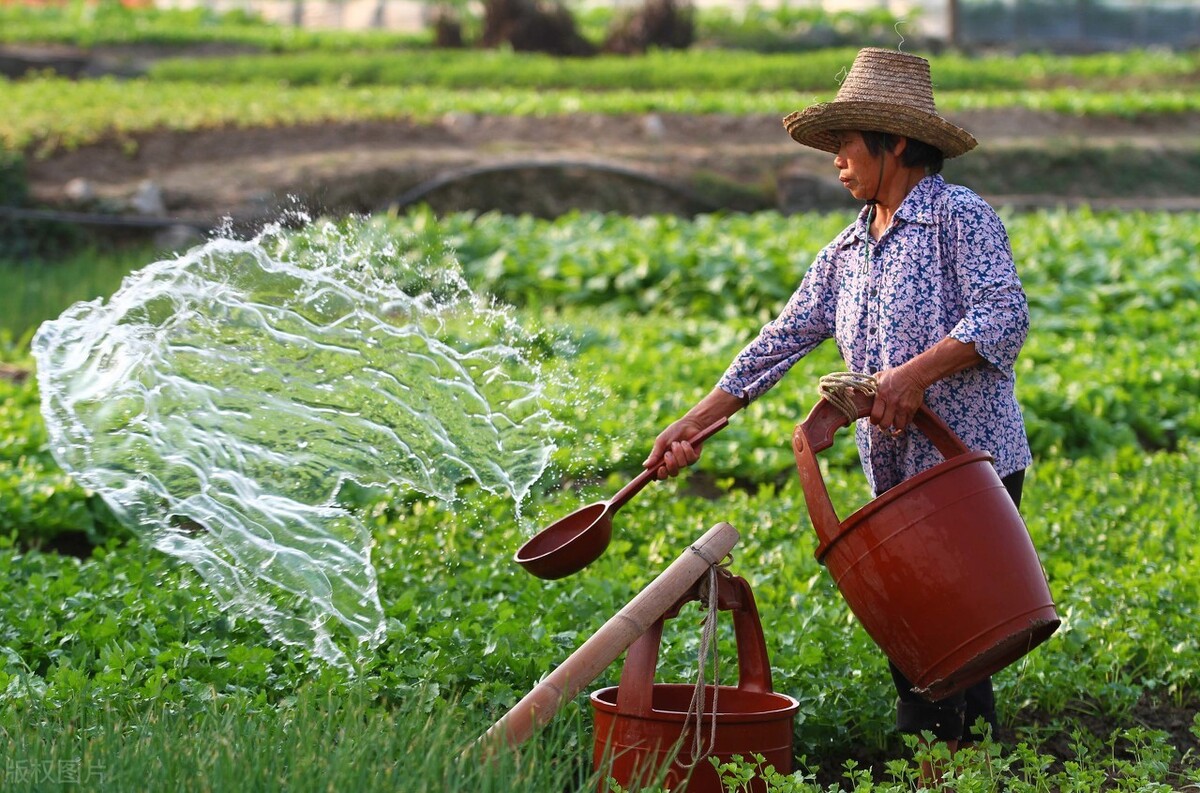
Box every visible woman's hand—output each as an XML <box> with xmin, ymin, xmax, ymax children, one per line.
<box><xmin>643</xmin><ymin>417</ymin><xmax>706</xmax><ymax>479</ymax></box>
<box><xmin>870</xmin><ymin>364</ymin><xmax>928</xmax><ymax>435</ymax></box>
<box><xmin>642</xmin><ymin>388</ymin><xmax>743</xmax><ymax>479</ymax></box>
<box><xmin>871</xmin><ymin>338</ymin><xmax>985</xmax><ymax>434</ymax></box>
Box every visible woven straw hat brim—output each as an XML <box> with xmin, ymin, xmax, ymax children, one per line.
<box><xmin>784</xmin><ymin>100</ymin><xmax>977</xmax><ymax>158</ymax></box>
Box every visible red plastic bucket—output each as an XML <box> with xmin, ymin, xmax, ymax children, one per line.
<box><xmin>792</xmin><ymin>392</ymin><xmax>1060</xmax><ymax>701</ymax></box>
<box><xmin>591</xmin><ymin>574</ymin><xmax>799</xmax><ymax>793</ymax></box>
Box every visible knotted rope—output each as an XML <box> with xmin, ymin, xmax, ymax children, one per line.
<box><xmin>679</xmin><ymin>554</ymin><xmax>733</xmax><ymax>769</ymax></box>
<box><xmin>818</xmin><ymin>371</ymin><xmax>878</xmax><ymax>424</ymax></box>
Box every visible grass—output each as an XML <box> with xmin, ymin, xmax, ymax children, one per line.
<box><xmin>0</xmin><ymin>683</ymin><xmax>603</xmax><ymax>792</ymax></box>
<box><xmin>0</xmin><ymin>244</ymin><xmax>159</xmax><ymax>343</ymax></box>
<box><xmin>4</xmin><ymin>684</ymin><xmax>1194</xmax><ymax>791</ymax></box>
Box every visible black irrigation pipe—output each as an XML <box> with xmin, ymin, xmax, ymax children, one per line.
<box><xmin>0</xmin><ymin>159</ymin><xmax>725</xmax><ymax>234</ymax></box>
<box><xmin>0</xmin><ymin>204</ymin><xmax>215</xmax><ymax>231</ymax></box>
<box><xmin>386</xmin><ymin>158</ymin><xmax>725</xmax><ymax>214</ymax></box>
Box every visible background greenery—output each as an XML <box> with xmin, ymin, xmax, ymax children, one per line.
<box><xmin>2</xmin><ymin>4</ymin><xmax>1198</xmax><ymax>789</ymax></box>
<box><xmin>2</xmin><ymin>206</ymin><xmax>1198</xmax><ymax>790</ymax></box>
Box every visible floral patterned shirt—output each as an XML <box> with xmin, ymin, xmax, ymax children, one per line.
<box><xmin>717</xmin><ymin>174</ymin><xmax>1032</xmax><ymax>494</ymax></box>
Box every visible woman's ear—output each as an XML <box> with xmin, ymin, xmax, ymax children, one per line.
<box><xmin>891</xmin><ymin>136</ymin><xmax>909</xmax><ymax>158</ymax></box>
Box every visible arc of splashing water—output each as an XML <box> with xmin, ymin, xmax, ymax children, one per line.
<box><xmin>33</xmin><ymin>221</ymin><xmax>562</xmax><ymax>667</ymax></box>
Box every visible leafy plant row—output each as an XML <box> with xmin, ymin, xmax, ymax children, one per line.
<box><xmin>3</xmin><ymin>207</ymin><xmax>1196</xmax><ymax>540</ymax></box>
<box><xmin>0</xmin><ymin>3</ymin><xmax>427</xmax><ymax>52</ymax></box>
<box><xmin>2</xmin><ymin>208</ymin><xmax>1199</xmax><ymax>786</ymax></box>
<box><xmin>378</xmin><ymin>207</ymin><xmax>1200</xmax><ymax>460</ymax></box>
<box><xmin>145</xmin><ymin>47</ymin><xmax>884</xmax><ymax>90</ymax></box>
<box><xmin>4</xmin><ymin>0</ymin><xmax>1195</xmax><ymax>82</ymax></box>
<box><xmin>2</xmin><ymin>208</ymin><xmax>1195</xmax><ymax>521</ymax></box>
<box><xmin>142</xmin><ymin>47</ymin><xmax>1200</xmax><ymax>91</ymax></box>
<box><xmin>0</xmin><ymin>434</ymin><xmax>1197</xmax><ymax>779</ymax></box>
<box><xmin>4</xmin><ymin>76</ymin><xmax>1199</xmax><ymax>156</ymax></box>
<box><xmin>0</xmin><ymin>2</ymin><xmax>880</xmax><ymax>53</ymax></box>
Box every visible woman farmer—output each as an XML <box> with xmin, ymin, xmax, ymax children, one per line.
<box><xmin>642</xmin><ymin>48</ymin><xmax>1032</xmax><ymax>754</ymax></box>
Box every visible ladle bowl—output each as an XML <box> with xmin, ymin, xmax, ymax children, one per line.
<box><xmin>515</xmin><ymin>417</ymin><xmax>728</xmax><ymax>579</ymax></box>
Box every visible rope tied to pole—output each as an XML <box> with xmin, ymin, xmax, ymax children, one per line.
<box><xmin>679</xmin><ymin>553</ymin><xmax>733</xmax><ymax>769</ymax></box>
<box><xmin>818</xmin><ymin>371</ymin><xmax>878</xmax><ymax>424</ymax></box>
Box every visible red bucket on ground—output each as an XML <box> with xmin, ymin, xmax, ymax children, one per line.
<box><xmin>591</xmin><ymin>574</ymin><xmax>799</xmax><ymax>793</ymax></box>
<box><xmin>793</xmin><ymin>393</ymin><xmax>1060</xmax><ymax>701</ymax></box>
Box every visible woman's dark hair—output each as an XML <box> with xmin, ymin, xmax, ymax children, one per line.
<box><xmin>860</xmin><ymin>131</ymin><xmax>945</xmax><ymax>174</ymax></box>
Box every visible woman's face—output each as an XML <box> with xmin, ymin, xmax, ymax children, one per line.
<box><xmin>832</xmin><ymin>130</ymin><xmax>883</xmax><ymax>201</ymax></box>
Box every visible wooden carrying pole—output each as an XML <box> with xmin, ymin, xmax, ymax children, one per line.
<box><xmin>475</xmin><ymin>521</ymin><xmax>740</xmax><ymax>754</ymax></box>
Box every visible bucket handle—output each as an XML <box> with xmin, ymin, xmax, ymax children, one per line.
<box><xmin>615</xmin><ymin>573</ymin><xmax>772</xmax><ymax>718</ymax></box>
<box><xmin>792</xmin><ymin>390</ymin><xmax>972</xmax><ymax>556</ymax></box>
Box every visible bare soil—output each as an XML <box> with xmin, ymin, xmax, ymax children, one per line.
<box><xmin>23</xmin><ymin>108</ymin><xmax>1200</xmax><ymax>229</ymax></box>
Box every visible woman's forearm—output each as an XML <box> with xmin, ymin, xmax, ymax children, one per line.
<box><xmin>642</xmin><ymin>388</ymin><xmax>743</xmax><ymax>474</ymax></box>
<box><xmin>683</xmin><ymin>387</ymin><xmax>745</xmax><ymax>425</ymax></box>
<box><xmin>900</xmin><ymin>336</ymin><xmax>985</xmax><ymax>389</ymax></box>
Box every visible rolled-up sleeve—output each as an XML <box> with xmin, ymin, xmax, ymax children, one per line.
<box><xmin>945</xmin><ymin>197</ymin><xmax>1029</xmax><ymax>372</ymax></box>
<box><xmin>716</xmin><ymin>249</ymin><xmax>837</xmax><ymax>402</ymax></box>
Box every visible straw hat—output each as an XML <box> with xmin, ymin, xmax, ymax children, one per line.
<box><xmin>783</xmin><ymin>48</ymin><xmax>977</xmax><ymax>158</ymax></box>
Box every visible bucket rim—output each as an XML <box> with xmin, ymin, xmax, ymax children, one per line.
<box><xmin>816</xmin><ymin>450</ymin><xmax>995</xmax><ymax>563</ymax></box>
<box><xmin>589</xmin><ymin>684</ymin><xmax>801</xmax><ymax>720</ymax></box>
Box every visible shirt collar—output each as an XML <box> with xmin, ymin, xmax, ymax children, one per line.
<box><xmin>834</xmin><ymin>173</ymin><xmax>944</xmax><ymax>251</ymax></box>
<box><xmin>895</xmin><ymin>173</ymin><xmax>944</xmax><ymax>226</ymax></box>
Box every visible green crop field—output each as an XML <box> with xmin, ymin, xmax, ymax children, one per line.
<box><xmin>5</xmin><ymin>77</ymin><xmax>1197</xmax><ymax>157</ymax></box>
<box><xmin>2</xmin><ymin>40</ymin><xmax>1198</xmax><ymax>155</ymax></box>
<box><xmin>1</xmin><ymin>206</ymin><xmax>1197</xmax><ymax>790</ymax></box>
<box><xmin>2</xmin><ymin>5</ymin><xmax>1198</xmax><ymax>786</ymax></box>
